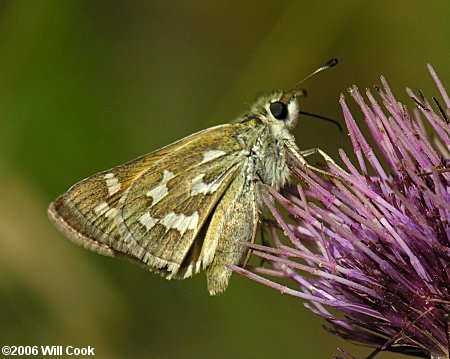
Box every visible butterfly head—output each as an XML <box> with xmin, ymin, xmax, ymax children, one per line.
<box><xmin>250</xmin><ymin>91</ymin><xmax>300</xmax><ymax>132</ymax></box>
<box><xmin>252</xmin><ymin>58</ymin><xmax>339</xmax><ymax>133</ymax></box>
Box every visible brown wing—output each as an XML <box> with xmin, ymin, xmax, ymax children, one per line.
<box><xmin>48</xmin><ymin>122</ymin><xmax>261</xmax><ymax>278</ymax></box>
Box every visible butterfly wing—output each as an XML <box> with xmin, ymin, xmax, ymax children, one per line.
<box><xmin>48</xmin><ymin>122</ymin><xmax>262</xmax><ymax>279</ymax></box>
<box><xmin>204</xmin><ymin>170</ymin><xmax>260</xmax><ymax>294</ymax></box>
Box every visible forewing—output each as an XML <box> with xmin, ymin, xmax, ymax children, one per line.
<box><xmin>119</xmin><ymin>149</ymin><xmax>244</xmax><ymax>275</ymax></box>
<box><xmin>48</xmin><ymin>123</ymin><xmax>260</xmax><ymax>277</ymax></box>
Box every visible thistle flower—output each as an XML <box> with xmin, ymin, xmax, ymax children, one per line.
<box><xmin>232</xmin><ymin>65</ymin><xmax>450</xmax><ymax>358</ymax></box>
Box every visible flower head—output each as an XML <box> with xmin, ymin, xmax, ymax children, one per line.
<box><xmin>232</xmin><ymin>65</ymin><xmax>450</xmax><ymax>358</ymax></box>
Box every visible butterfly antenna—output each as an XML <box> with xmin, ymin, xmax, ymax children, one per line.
<box><xmin>287</xmin><ymin>58</ymin><xmax>338</xmax><ymax>94</ymax></box>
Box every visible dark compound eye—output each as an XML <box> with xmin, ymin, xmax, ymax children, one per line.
<box><xmin>269</xmin><ymin>101</ymin><xmax>288</xmax><ymax>120</ymax></box>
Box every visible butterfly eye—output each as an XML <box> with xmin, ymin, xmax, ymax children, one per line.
<box><xmin>269</xmin><ymin>101</ymin><xmax>288</xmax><ymax>120</ymax></box>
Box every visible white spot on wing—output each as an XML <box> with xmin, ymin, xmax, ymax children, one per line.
<box><xmin>139</xmin><ymin>211</ymin><xmax>157</xmax><ymax>231</ymax></box>
<box><xmin>201</xmin><ymin>150</ymin><xmax>226</xmax><ymax>164</ymax></box>
<box><xmin>104</xmin><ymin>173</ymin><xmax>121</xmax><ymax>196</ymax></box>
<box><xmin>94</xmin><ymin>201</ymin><xmax>109</xmax><ymax>216</ymax></box>
<box><xmin>94</xmin><ymin>201</ymin><xmax>117</xmax><ymax>219</ymax></box>
<box><xmin>160</xmin><ymin>211</ymin><xmax>199</xmax><ymax>236</ymax></box>
<box><xmin>190</xmin><ymin>174</ymin><xmax>222</xmax><ymax>196</ymax></box>
<box><xmin>146</xmin><ymin>170</ymin><xmax>175</xmax><ymax>207</ymax></box>
<box><xmin>105</xmin><ymin>207</ymin><xmax>117</xmax><ymax>219</ymax></box>
<box><xmin>162</xmin><ymin>170</ymin><xmax>175</xmax><ymax>182</ymax></box>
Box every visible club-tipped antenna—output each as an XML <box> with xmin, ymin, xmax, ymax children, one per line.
<box><xmin>287</xmin><ymin>58</ymin><xmax>338</xmax><ymax>94</ymax></box>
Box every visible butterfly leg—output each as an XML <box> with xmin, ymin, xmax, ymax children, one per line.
<box><xmin>257</xmin><ymin>218</ymin><xmax>271</xmax><ymax>267</ymax></box>
<box><xmin>284</xmin><ymin>140</ymin><xmax>345</xmax><ymax>178</ymax></box>
<box><xmin>299</xmin><ymin>147</ymin><xmax>338</xmax><ymax>165</ymax></box>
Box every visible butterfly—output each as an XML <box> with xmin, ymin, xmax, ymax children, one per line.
<box><xmin>48</xmin><ymin>59</ymin><xmax>338</xmax><ymax>295</ymax></box>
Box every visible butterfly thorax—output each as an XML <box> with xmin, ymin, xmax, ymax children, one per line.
<box><xmin>241</xmin><ymin>91</ymin><xmax>300</xmax><ymax>190</ymax></box>
<box><xmin>241</xmin><ymin>121</ymin><xmax>293</xmax><ymax>190</ymax></box>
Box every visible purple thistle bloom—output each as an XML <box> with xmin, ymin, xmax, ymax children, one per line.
<box><xmin>231</xmin><ymin>65</ymin><xmax>450</xmax><ymax>358</ymax></box>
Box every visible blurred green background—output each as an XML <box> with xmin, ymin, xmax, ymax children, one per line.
<box><xmin>0</xmin><ymin>1</ymin><xmax>448</xmax><ymax>358</ymax></box>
